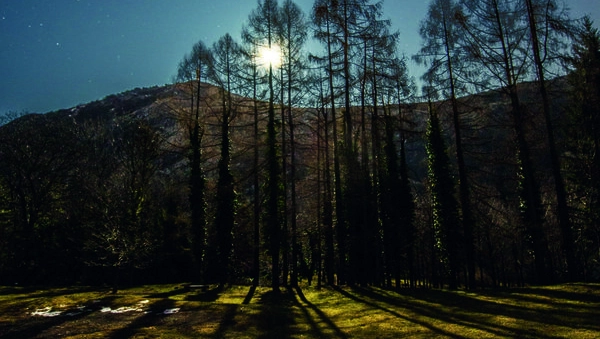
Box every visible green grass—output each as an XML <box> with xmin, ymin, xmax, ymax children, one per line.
<box><xmin>1</xmin><ymin>283</ymin><xmax>599</xmax><ymax>338</ymax></box>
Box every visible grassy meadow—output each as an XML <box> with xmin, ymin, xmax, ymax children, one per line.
<box><xmin>1</xmin><ymin>282</ymin><xmax>599</xmax><ymax>338</ymax></box>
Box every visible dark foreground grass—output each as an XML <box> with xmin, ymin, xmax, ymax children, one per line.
<box><xmin>1</xmin><ymin>282</ymin><xmax>599</xmax><ymax>338</ymax></box>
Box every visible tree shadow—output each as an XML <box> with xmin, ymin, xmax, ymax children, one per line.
<box><xmin>212</xmin><ymin>304</ymin><xmax>239</xmax><ymax>339</ymax></box>
<box><xmin>333</xmin><ymin>286</ymin><xmax>464</xmax><ymax>338</ymax></box>
<box><xmin>184</xmin><ymin>285</ymin><xmax>223</xmax><ymax>302</ymax></box>
<box><xmin>489</xmin><ymin>285</ymin><xmax>600</xmax><ymax>304</ymax></box>
<box><xmin>405</xmin><ymin>286</ymin><xmax>599</xmax><ymax>331</ymax></box>
<box><xmin>108</xmin><ymin>298</ymin><xmax>177</xmax><ymax>339</ymax></box>
<box><xmin>346</xmin><ymin>285</ymin><xmax>600</xmax><ymax>338</ymax></box>
<box><xmin>292</xmin><ymin>286</ymin><xmax>348</xmax><ymax>339</ymax></box>
<box><xmin>3</xmin><ymin>286</ymin><xmax>103</xmax><ymax>300</ymax></box>
<box><xmin>0</xmin><ymin>286</ymin><xmax>46</xmax><ymax>296</ymax></box>
<box><xmin>144</xmin><ymin>286</ymin><xmax>189</xmax><ymax>299</ymax></box>
<box><xmin>0</xmin><ymin>294</ymin><xmax>104</xmax><ymax>339</ymax></box>
<box><xmin>252</xmin><ymin>289</ymin><xmax>296</xmax><ymax>339</ymax></box>
<box><xmin>1</xmin><ymin>312</ymin><xmax>92</xmax><ymax>339</ymax></box>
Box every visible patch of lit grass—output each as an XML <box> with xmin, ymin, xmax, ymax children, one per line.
<box><xmin>0</xmin><ymin>283</ymin><xmax>599</xmax><ymax>338</ymax></box>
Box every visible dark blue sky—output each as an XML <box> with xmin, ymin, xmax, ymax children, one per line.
<box><xmin>1</xmin><ymin>0</ymin><xmax>598</xmax><ymax>114</ymax></box>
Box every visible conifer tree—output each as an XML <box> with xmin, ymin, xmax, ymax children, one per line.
<box><xmin>566</xmin><ymin>16</ymin><xmax>600</xmax><ymax>279</ymax></box>
<box><xmin>416</xmin><ymin>0</ymin><xmax>476</xmax><ymax>288</ymax></box>
<box><xmin>426</xmin><ymin>101</ymin><xmax>461</xmax><ymax>289</ymax></box>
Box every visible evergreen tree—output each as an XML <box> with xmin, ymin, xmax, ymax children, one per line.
<box><xmin>426</xmin><ymin>103</ymin><xmax>461</xmax><ymax>289</ymax></box>
<box><xmin>416</xmin><ymin>0</ymin><xmax>476</xmax><ymax>288</ymax></box>
<box><xmin>566</xmin><ymin>16</ymin><xmax>600</xmax><ymax>280</ymax></box>
<box><xmin>382</xmin><ymin>57</ymin><xmax>416</xmax><ymax>288</ymax></box>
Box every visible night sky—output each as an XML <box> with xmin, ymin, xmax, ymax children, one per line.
<box><xmin>1</xmin><ymin>0</ymin><xmax>599</xmax><ymax>115</ymax></box>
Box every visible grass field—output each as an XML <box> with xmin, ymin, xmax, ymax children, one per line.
<box><xmin>1</xmin><ymin>282</ymin><xmax>599</xmax><ymax>338</ymax></box>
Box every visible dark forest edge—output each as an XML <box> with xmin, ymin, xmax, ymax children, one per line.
<box><xmin>1</xmin><ymin>0</ymin><xmax>600</xmax><ymax>291</ymax></box>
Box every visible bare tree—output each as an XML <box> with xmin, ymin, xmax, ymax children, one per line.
<box><xmin>243</xmin><ymin>0</ymin><xmax>283</xmax><ymax>291</ymax></box>
<box><xmin>415</xmin><ymin>0</ymin><xmax>476</xmax><ymax>288</ymax></box>
<box><xmin>174</xmin><ymin>40</ymin><xmax>212</xmax><ymax>282</ymax></box>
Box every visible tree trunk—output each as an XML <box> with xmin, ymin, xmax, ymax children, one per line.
<box><xmin>525</xmin><ymin>0</ymin><xmax>575</xmax><ymax>280</ymax></box>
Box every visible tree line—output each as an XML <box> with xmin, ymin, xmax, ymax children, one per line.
<box><xmin>0</xmin><ymin>0</ymin><xmax>598</xmax><ymax>290</ymax></box>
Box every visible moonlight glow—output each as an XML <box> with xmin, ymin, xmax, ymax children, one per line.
<box><xmin>257</xmin><ymin>45</ymin><xmax>281</xmax><ymax>68</ymax></box>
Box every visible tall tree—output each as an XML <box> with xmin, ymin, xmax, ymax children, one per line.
<box><xmin>524</xmin><ymin>0</ymin><xmax>576</xmax><ymax>280</ymax></box>
<box><xmin>458</xmin><ymin>0</ymin><xmax>550</xmax><ymax>283</ymax></box>
<box><xmin>239</xmin><ymin>39</ymin><xmax>263</xmax><ymax>287</ymax></box>
<box><xmin>278</xmin><ymin>0</ymin><xmax>308</xmax><ymax>287</ymax></box>
<box><xmin>356</xmin><ymin>4</ymin><xmax>400</xmax><ymax>287</ymax></box>
<box><xmin>312</xmin><ymin>0</ymin><xmax>346</xmax><ymax>284</ymax></box>
<box><xmin>210</xmin><ymin>33</ymin><xmax>243</xmax><ymax>286</ymax></box>
<box><xmin>566</xmin><ymin>16</ymin><xmax>600</xmax><ymax>280</ymax></box>
<box><xmin>333</xmin><ymin>0</ymin><xmax>386</xmax><ymax>287</ymax></box>
<box><xmin>416</xmin><ymin>0</ymin><xmax>476</xmax><ymax>288</ymax></box>
<box><xmin>175</xmin><ymin>41</ymin><xmax>211</xmax><ymax>282</ymax></box>
<box><xmin>244</xmin><ymin>0</ymin><xmax>283</xmax><ymax>291</ymax></box>
<box><xmin>425</xmin><ymin>100</ymin><xmax>462</xmax><ymax>289</ymax></box>
<box><xmin>380</xmin><ymin>56</ymin><xmax>416</xmax><ymax>288</ymax></box>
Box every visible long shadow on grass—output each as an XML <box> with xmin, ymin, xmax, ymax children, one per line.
<box><xmin>486</xmin><ymin>285</ymin><xmax>600</xmax><ymax>305</ymax></box>
<box><xmin>349</xmin><ymin>286</ymin><xmax>599</xmax><ymax>338</ymax></box>
<box><xmin>144</xmin><ymin>286</ymin><xmax>189</xmax><ymax>299</ymax></box>
<box><xmin>333</xmin><ymin>286</ymin><xmax>464</xmax><ymax>338</ymax></box>
<box><xmin>350</xmin><ymin>287</ymin><xmax>523</xmax><ymax>338</ymax></box>
<box><xmin>185</xmin><ymin>285</ymin><xmax>223</xmax><ymax>302</ymax></box>
<box><xmin>0</xmin><ymin>312</ymin><xmax>91</xmax><ymax>339</ymax></box>
<box><xmin>252</xmin><ymin>289</ymin><xmax>296</xmax><ymax>339</ymax></box>
<box><xmin>4</xmin><ymin>286</ymin><xmax>102</xmax><ymax>300</ymax></box>
<box><xmin>403</xmin><ymin>287</ymin><xmax>600</xmax><ymax>333</ymax></box>
<box><xmin>212</xmin><ymin>304</ymin><xmax>239</xmax><ymax>339</ymax></box>
<box><xmin>292</xmin><ymin>287</ymin><xmax>348</xmax><ymax>339</ymax></box>
<box><xmin>211</xmin><ymin>286</ymin><xmax>256</xmax><ymax>338</ymax></box>
<box><xmin>0</xmin><ymin>286</ymin><xmax>39</xmax><ymax>296</ymax></box>
<box><xmin>0</xmin><ymin>297</ymin><xmax>101</xmax><ymax>339</ymax></box>
<box><xmin>108</xmin><ymin>298</ymin><xmax>177</xmax><ymax>339</ymax></box>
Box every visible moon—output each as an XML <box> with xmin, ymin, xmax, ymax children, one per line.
<box><xmin>257</xmin><ymin>44</ymin><xmax>281</xmax><ymax>68</ymax></box>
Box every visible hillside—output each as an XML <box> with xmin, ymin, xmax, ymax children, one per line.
<box><xmin>0</xmin><ymin>76</ymin><xmax>597</xmax><ymax>288</ymax></box>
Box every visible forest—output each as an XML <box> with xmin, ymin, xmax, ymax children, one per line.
<box><xmin>0</xmin><ymin>0</ymin><xmax>599</xmax><ymax>292</ymax></box>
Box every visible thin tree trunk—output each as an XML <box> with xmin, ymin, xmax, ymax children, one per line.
<box><xmin>251</xmin><ymin>52</ymin><xmax>261</xmax><ymax>287</ymax></box>
<box><xmin>324</xmin><ymin>12</ymin><xmax>345</xmax><ymax>285</ymax></box>
<box><xmin>492</xmin><ymin>0</ymin><xmax>548</xmax><ymax>284</ymax></box>
<box><xmin>441</xmin><ymin>12</ymin><xmax>476</xmax><ymax>289</ymax></box>
<box><xmin>525</xmin><ymin>0</ymin><xmax>575</xmax><ymax>280</ymax></box>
